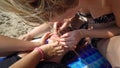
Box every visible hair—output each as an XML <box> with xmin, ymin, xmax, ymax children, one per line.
<box><xmin>0</xmin><ymin>0</ymin><xmax>79</xmax><ymax>25</ymax></box>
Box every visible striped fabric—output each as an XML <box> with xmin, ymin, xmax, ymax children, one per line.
<box><xmin>0</xmin><ymin>57</ymin><xmax>5</xmax><ymax>62</ymax></box>
<box><xmin>67</xmin><ymin>45</ymin><xmax>112</xmax><ymax>68</ymax></box>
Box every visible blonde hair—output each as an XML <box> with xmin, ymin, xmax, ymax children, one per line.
<box><xmin>0</xmin><ymin>0</ymin><xmax>79</xmax><ymax>24</ymax></box>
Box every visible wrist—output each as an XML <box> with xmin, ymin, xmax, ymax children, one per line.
<box><xmin>27</xmin><ymin>34</ymin><xmax>34</xmax><ymax>39</ymax></box>
<box><xmin>79</xmin><ymin>29</ymin><xmax>89</xmax><ymax>38</ymax></box>
<box><xmin>34</xmin><ymin>47</ymin><xmax>44</xmax><ymax>60</ymax></box>
<box><xmin>33</xmin><ymin>42</ymin><xmax>42</xmax><ymax>47</ymax></box>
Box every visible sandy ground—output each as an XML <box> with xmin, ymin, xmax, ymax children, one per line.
<box><xmin>0</xmin><ymin>11</ymin><xmax>35</xmax><ymax>39</ymax></box>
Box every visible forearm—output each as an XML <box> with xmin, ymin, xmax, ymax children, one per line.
<box><xmin>10</xmin><ymin>49</ymin><xmax>41</xmax><ymax>68</ymax></box>
<box><xmin>28</xmin><ymin>23</ymin><xmax>51</xmax><ymax>38</ymax></box>
<box><xmin>0</xmin><ymin>35</ymin><xmax>39</xmax><ymax>53</ymax></box>
<box><xmin>81</xmin><ymin>26</ymin><xmax>120</xmax><ymax>38</ymax></box>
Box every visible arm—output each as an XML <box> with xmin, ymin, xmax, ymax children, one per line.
<box><xmin>82</xmin><ymin>26</ymin><xmax>120</xmax><ymax>38</ymax></box>
<box><xmin>60</xmin><ymin>26</ymin><xmax>120</xmax><ymax>47</ymax></box>
<box><xmin>9</xmin><ymin>48</ymin><xmax>41</xmax><ymax>68</ymax></box>
<box><xmin>28</xmin><ymin>23</ymin><xmax>52</xmax><ymax>37</ymax></box>
<box><xmin>0</xmin><ymin>35</ymin><xmax>40</xmax><ymax>56</ymax></box>
<box><xmin>109</xmin><ymin>0</ymin><xmax>120</xmax><ymax>27</ymax></box>
<box><xmin>19</xmin><ymin>23</ymin><xmax>52</xmax><ymax>40</ymax></box>
<box><xmin>9</xmin><ymin>42</ymin><xmax>64</xmax><ymax>68</ymax></box>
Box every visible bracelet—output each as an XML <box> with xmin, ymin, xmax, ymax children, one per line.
<box><xmin>34</xmin><ymin>47</ymin><xmax>44</xmax><ymax>60</ymax></box>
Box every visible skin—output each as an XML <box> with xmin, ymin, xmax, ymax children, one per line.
<box><xmin>53</xmin><ymin>0</ymin><xmax>120</xmax><ymax>67</ymax></box>
<box><xmin>11</xmin><ymin>0</ymin><xmax>120</xmax><ymax>67</ymax></box>
<box><xmin>0</xmin><ymin>35</ymin><xmax>42</xmax><ymax>56</ymax></box>
<box><xmin>10</xmin><ymin>32</ymin><xmax>65</xmax><ymax>68</ymax></box>
<box><xmin>19</xmin><ymin>23</ymin><xmax>51</xmax><ymax>41</ymax></box>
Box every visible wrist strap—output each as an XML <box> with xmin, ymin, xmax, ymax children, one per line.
<box><xmin>34</xmin><ymin>47</ymin><xmax>44</xmax><ymax>60</ymax></box>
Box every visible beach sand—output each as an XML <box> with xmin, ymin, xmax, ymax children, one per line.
<box><xmin>0</xmin><ymin>11</ymin><xmax>34</xmax><ymax>39</ymax></box>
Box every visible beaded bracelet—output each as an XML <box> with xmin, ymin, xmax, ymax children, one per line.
<box><xmin>34</xmin><ymin>47</ymin><xmax>44</xmax><ymax>60</ymax></box>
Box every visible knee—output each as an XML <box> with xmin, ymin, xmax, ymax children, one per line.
<box><xmin>106</xmin><ymin>36</ymin><xmax>120</xmax><ymax>67</ymax></box>
<box><xmin>107</xmin><ymin>50</ymin><xmax>120</xmax><ymax>67</ymax></box>
<box><xmin>107</xmin><ymin>36</ymin><xmax>120</xmax><ymax>53</ymax></box>
<box><xmin>97</xmin><ymin>36</ymin><xmax>120</xmax><ymax>67</ymax></box>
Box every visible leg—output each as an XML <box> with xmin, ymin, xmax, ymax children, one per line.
<box><xmin>97</xmin><ymin>36</ymin><xmax>120</xmax><ymax>68</ymax></box>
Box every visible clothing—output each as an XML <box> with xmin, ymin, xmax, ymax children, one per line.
<box><xmin>0</xmin><ymin>54</ymin><xmax>21</xmax><ymax>68</ymax></box>
<box><xmin>60</xmin><ymin>13</ymin><xmax>114</xmax><ymax>68</ymax></box>
<box><xmin>61</xmin><ymin>44</ymin><xmax>112</xmax><ymax>68</ymax></box>
<box><xmin>78</xmin><ymin>13</ymin><xmax>116</xmax><ymax>47</ymax></box>
<box><xmin>79</xmin><ymin>13</ymin><xmax>115</xmax><ymax>23</ymax></box>
<box><xmin>37</xmin><ymin>61</ymin><xmax>69</xmax><ymax>68</ymax></box>
<box><xmin>0</xmin><ymin>54</ymin><xmax>69</xmax><ymax>68</ymax></box>
<box><xmin>94</xmin><ymin>13</ymin><xmax>115</xmax><ymax>24</ymax></box>
<box><xmin>92</xmin><ymin>13</ymin><xmax>115</xmax><ymax>47</ymax></box>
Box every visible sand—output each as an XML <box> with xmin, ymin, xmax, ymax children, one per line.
<box><xmin>0</xmin><ymin>11</ymin><xmax>35</xmax><ymax>38</ymax></box>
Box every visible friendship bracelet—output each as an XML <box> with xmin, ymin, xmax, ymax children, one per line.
<box><xmin>34</xmin><ymin>47</ymin><xmax>44</xmax><ymax>60</ymax></box>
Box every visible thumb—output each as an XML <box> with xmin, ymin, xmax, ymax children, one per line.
<box><xmin>41</xmin><ymin>32</ymin><xmax>52</xmax><ymax>44</ymax></box>
<box><xmin>59</xmin><ymin>21</ymin><xmax>70</xmax><ymax>31</ymax></box>
<box><xmin>53</xmin><ymin>22</ymin><xmax>58</xmax><ymax>33</ymax></box>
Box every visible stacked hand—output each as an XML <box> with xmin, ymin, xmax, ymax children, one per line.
<box><xmin>18</xmin><ymin>32</ymin><xmax>65</xmax><ymax>60</ymax></box>
<box><xmin>35</xmin><ymin>32</ymin><xmax>65</xmax><ymax>59</ymax></box>
<box><xmin>54</xmin><ymin>20</ymin><xmax>83</xmax><ymax>50</ymax></box>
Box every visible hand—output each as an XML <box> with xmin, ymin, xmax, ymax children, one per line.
<box><xmin>54</xmin><ymin>18</ymin><xmax>72</xmax><ymax>35</ymax></box>
<box><xmin>48</xmin><ymin>33</ymin><xmax>60</xmax><ymax>44</ymax></box>
<box><xmin>70</xmin><ymin>14</ymin><xmax>85</xmax><ymax>30</ymax></box>
<box><xmin>59</xmin><ymin>30</ymin><xmax>83</xmax><ymax>49</ymax></box>
<box><xmin>40</xmin><ymin>32</ymin><xmax>53</xmax><ymax>45</ymax></box>
<box><xmin>33</xmin><ymin>32</ymin><xmax>52</xmax><ymax>46</ymax></box>
<box><xmin>18</xmin><ymin>34</ymin><xmax>33</xmax><ymax>41</ymax></box>
<box><xmin>18</xmin><ymin>32</ymin><xmax>53</xmax><ymax>58</ymax></box>
<box><xmin>40</xmin><ymin>42</ymin><xmax>64</xmax><ymax>59</ymax></box>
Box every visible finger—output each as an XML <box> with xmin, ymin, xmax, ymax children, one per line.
<box><xmin>59</xmin><ymin>41</ymin><xmax>68</xmax><ymax>46</ymax></box>
<box><xmin>41</xmin><ymin>32</ymin><xmax>52</xmax><ymax>44</ymax></box>
<box><xmin>57</xmin><ymin>54</ymin><xmax>63</xmax><ymax>56</ymax></box>
<box><xmin>59</xmin><ymin>41</ymin><xmax>76</xmax><ymax>48</ymax></box>
<box><xmin>50</xmin><ymin>41</ymin><xmax>59</xmax><ymax>47</ymax></box>
<box><xmin>24</xmin><ymin>38</ymin><xmax>27</xmax><ymax>41</ymax></box>
<box><xmin>60</xmin><ymin>33</ymin><xmax>70</xmax><ymax>38</ymax></box>
<box><xmin>42</xmin><ymin>32</ymin><xmax>51</xmax><ymax>39</ymax></box>
<box><xmin>48</xmin><ymin>46</ymin><xmax>63</xmax><ymax>56</ymax></box>
<box><xmin>59</xmin><ymin>38</ymin><xmax>70</xmax><ymax>42</ymax></box>
<box><xmin>56</xmin><ymin>50</ymin><xmax>65</xmax><ymax>56</ymax></box>
<box><xmin>58</xmin><ymin>42</ymin><xmax>68</xmax><ymax>49</ymax></box>
<box><xmin>55</xmin><ymin>47</ymin><xmax>64</xmax><ymax>53</ymax></box>
<box><xmin>54</xmin><ymin>46</ymin><xmax>63</xmax><ymax>50</ymax></box>
<box><xmin>56</xmin><ymin>49</ymin><xmax>64</xmax><ymax>53</ymax></box>
<box><xmin>22</xmin><ymin>37</ymin><xmax>27</xmax><ymax>41</ymax></box>
<box><xmin>59</xmin><ymin>37</ymin><xmax>75</xmax><ymax>42</ymax></box>
<box><xmin>53</xmin><ymin>22</ymin><xmax>58</xmax><ymax>33</ymax></box>
<box><xmin>59</xmin><ymin>21</ymin><xmax>69</xmax><ymax>31</ymax></box>
<box><xmin>18</xmin><ymin>36</ymin><xmax>24</xmax><ymax>40</ymax></box>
